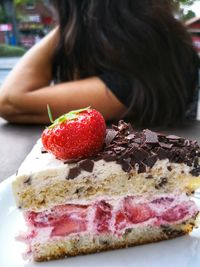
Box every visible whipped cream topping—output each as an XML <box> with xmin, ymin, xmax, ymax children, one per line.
<box><xmin>16</xmin><ymin>139</ymin><xmax>192</xmax><ymax>184</ymax></box>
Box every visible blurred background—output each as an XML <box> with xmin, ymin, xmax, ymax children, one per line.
<box><xmin>0</xmin><ymin>0</ymin><xmax>199</xmax><ymax>86</ymax></box>
<box><xmin>0</xmin><ymin>0</ymin><xmax>55</xmax><ymax>85</ymax></box>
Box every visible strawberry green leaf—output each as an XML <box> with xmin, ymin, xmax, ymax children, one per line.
<box><xmin>48</xmin><ymin>106</ymin><xmax>91</xmax><ymax>128</ymax></box>
<box><xmin>68</xmin><ymin>107</ymin><xmax>90</xmax><ymax>115</ymax></box>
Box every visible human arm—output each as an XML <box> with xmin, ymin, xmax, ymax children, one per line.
<box><xmin>0</xmin><ymin>29</ymin><xmax>126</xmax><ymax>124</ymax></box>
<box><xmin>0</xmin><ymin>76</ymin><xmax>126</xmax><ymax>124</ymax></box>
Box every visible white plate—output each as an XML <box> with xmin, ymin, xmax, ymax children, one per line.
<box><xmin>1</xmin><ymin>176</ymin><xmax>200</xmax><ymax>267</ymax></box>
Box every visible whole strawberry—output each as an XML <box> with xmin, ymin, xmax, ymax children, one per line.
<box><xmin>41</xmin><ymin>107</ymin><xmax>106</xmax><ymax>160</ymax></box>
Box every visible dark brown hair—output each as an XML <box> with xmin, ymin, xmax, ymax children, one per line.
<box><xmin>51</xmin><ymin>0</ymin><xmax>200</xmax><ymax>127</ymax></box>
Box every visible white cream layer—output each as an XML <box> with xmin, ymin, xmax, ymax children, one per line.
<box><xmin>16</xmin><ymin>139</ymin><xmax>192</xmax><ymax>183</ymax></box>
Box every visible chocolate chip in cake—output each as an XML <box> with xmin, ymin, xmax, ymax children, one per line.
<box><xmin>146</xmin><ymin>175</ymin><xmax>153</xmax><ymax>179</ymax></box>
<box><xmin>24</xmin><ymin>176</ymin><xmax>32</xmax><ymax>185</ymax></box>
<box><xmin>155</xmin><ymin>177</ymin><xmax>168</xmax><ymax>189</ymax></box>
<box><xmin>79</xmin><ymin>159</ymin><xmax>94</xmax><ymax>172</ymax></box>
<box><xmin>194</xmin><ymin>157</ymin><xmax>199</xmax><ymax>168</ymax></box>
<box><xmin>41</xmin><ymin>147</ymin><xmax>48</xmax><ymax>154</ymax></box>
<box><xmin>167</xmin><ymin>166</ymin><xmax>172</xmax><ymax>171</ymax></box>
<box><xmin>160</xmin><ymin>176</ymin><xmax>168</xmax><ymax>185</ymax></box>
<box><xmin>190</xmin><ymin>166</ymin><xmax>200</xmax><ymax>177</ymax></box>
<box><xmin>99</xmin><ymin>239</ymin><xmax>110</xmax><ymax>245</ymax></box>
<box><xmin>161</xmin><ymin>225</ymin><xmax>183</xmax><ymax>237</ymax></box>
<box><xmin>75</xmin><ymin>187</ymin><xmax>84</xmax><ymax>194</ymax></box>
<box><xmin>67</xmin><ymin>166</ymin><xmax>81</xmax><ymax>180</ymax></box>
<box><xmin>125</xmin><ymin>228</ymin><xmax>132</xmax><ymax>234</ymax></box>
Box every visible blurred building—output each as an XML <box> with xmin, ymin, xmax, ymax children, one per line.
<box><xmin>0</xmin><ymin>23</ymin><xmax>13</xmax><ymax>44</ymax></box>
<box><xmin>0</xmin><ymin>0</ymin><xmax>55</xmax><ymax>48</ymax></box>
<box><xmin>17</xmin><ymin>1</ymin><xmax>55</xmax><ymax>48</ymax></box>
<box><xmin>186</xmin><ymin>17</ymin><xmax>200</xmax><ymax>53</ymax></box>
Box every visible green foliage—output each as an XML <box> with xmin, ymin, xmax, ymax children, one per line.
<box><xmin>0</xmin><ymin>5</ymin><xmax>8</xmax><ymax>23</ymax></box>
<box><xmin>178</xmin><ymin>0</ymin><xmax>196</xmax><ymax>5</ymax></box>
<box><xmin>173</xmin><ymin>0</ymin><xmax>200</xmax><ymax>20</ymax></box>
<box><xmin>183</xmin><ymin>9</ymin><xmax>196</xmax><ymax>20</ymax></box>
<box><xmin>14</xmin><ymin>0</ymin><xmax>37</xmax><ymax>5</ymax></box>
<box><xmin>14</xmin><ymin>0</ymin><xmax>28</xmax><ymax>5</ymax></box>
<box><xmin>0</xmin><ymin>44</ymin><xmax>26</xmax><ymax>57</ymax></box>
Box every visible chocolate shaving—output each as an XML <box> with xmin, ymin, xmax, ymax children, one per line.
<box><xmin>126</xmin><ymin>134</ymin><xmax>135</xmax><ymax>140</ymax></box>
<box><xmin>166</xmin><ymin>135</ymin><xmax>181</xmax><ymax>140</ymax></box>
<box><xmin>121</xmin><ymin>159</ymin><xmax>132</xmax><ymax>172</ymax></box>
<box><xmin>118</xmin><ymin>120</ymin><xmax>129</xmax><ymax>132</ymax></box>
<box><xmin>128</xmin><ymin>123</ymin><xmax>134</xmax><ymax>133</ymax></box>
<box><xmin>103</xmin><ymin>154</ymin><xmax>117</xmax><ymax>162</ymax></box>
<box><xmin>67</xmin><ymin>167</ymin><xmax>81</xmax><ymax>180</ymax></box>
<box><xmin>132</xmin><ymin>148</ymin><xmax>149</xmax><ymax>163</ymax></box>
<box><xmin>143</xmin><ymin>155</ymin><xmax>157</xmax><ymax>168</ymax></box>
<box><xmin>144</xmin><ymin>129</ymin><xmax>158</xmax><ymax>144</ymax></box>
<box><xmin>156</xmin><ymin>147</ymin><xmax>169</xmax><ymax>160</ymax></box>
<box><xmin>134</xmin><ymin>138</ymin><xmax>141</xmax><ymax>144</ymax></box>
<box><xmin>105</xmin><ymin>130</ymin><xmax>118</xmax><ymax>146</ymax></box>
<box><xmin>138</xmin><ymin>162</ymin><xmax>146</xmax><ymax>173</ymax></box>
<box><xmin>62</xmin><ymin>120</ymin><xmax>200</xmax><ymax>178</ymax></box>
<box><xmin>79</xmin><ymin>159</ymin><xmax>94</xmax><ymax>172</ymax></box>
<box><xmin>159</xmin><ymin>142</ymin><xmax>173</xmax><ymax>149</ymax></box>
<box><xmin>64</xmin><ymin>158</ymin><xmax>81</xmax><ymax>164</ymax></box>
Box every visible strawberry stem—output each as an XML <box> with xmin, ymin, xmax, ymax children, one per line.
<box><xmin>47</xmin><ymin>104</ymin><xmax>54</xmax><ymax>124</ymax></box>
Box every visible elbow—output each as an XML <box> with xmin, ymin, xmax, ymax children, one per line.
<box><xmin>0</xmin><ymin>91</ymin><xmax>22</xmax><ymax>122</ymax></box>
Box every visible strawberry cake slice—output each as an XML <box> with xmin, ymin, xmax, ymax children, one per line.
<box><xmin>12</xmin><ymin>108</ymin><xmax>200</xmax><ymax>262</ymax></box>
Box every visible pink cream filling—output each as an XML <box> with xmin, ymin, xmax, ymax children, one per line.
<box><xmin>20</xmin><ymin>195</ymin><xmax>198</xmax><ymax>245</ymax></box>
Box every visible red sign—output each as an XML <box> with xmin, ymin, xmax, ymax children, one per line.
<box><xmin>0</xmin><ymin>24</ymin><xmax>12</xmax><ymax>32</ymax></box>
<box><xmin>192</xmin><ymin>36</ymin><xmax>200</xmax><ymax>52</ymax></box>
<box><xmin>20</xmin><ymin>36</ymin><xmax>35</xmax><ymax>48</ymax></box>
<box><xmin>42</xmin><ymin>17</ymin><xmax>54</xmax><ymax>25</ymax></box>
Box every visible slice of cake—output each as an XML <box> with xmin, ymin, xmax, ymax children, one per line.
<box><xmin>12</xmin><ymin>109</ymin><xmax>200</xmax><ymax>262</ymax></box>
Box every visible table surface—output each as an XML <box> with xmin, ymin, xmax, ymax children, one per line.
<box><xmin>1</xmin><ymin>118</ymin><xmax>200</xmax><ymax>182</ymax></box>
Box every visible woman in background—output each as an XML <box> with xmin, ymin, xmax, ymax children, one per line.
<box><xmin>0</xmin><ymin>0</ymin><xmax>199</xmax><ymax>126</ymax></box>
